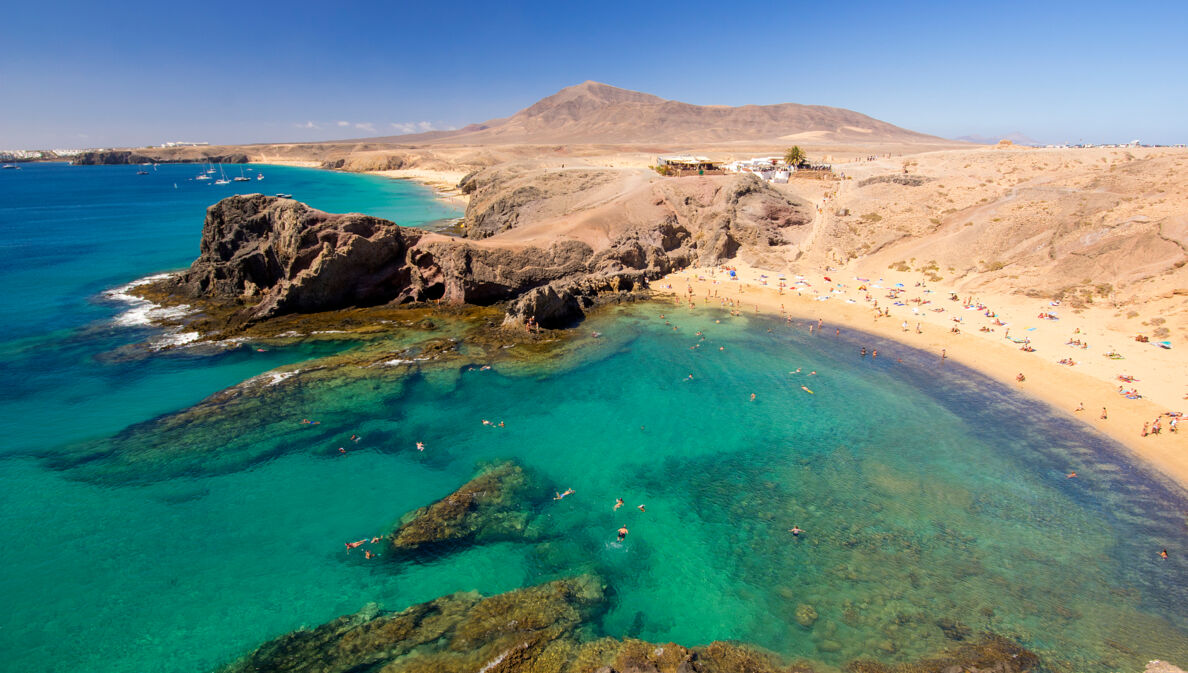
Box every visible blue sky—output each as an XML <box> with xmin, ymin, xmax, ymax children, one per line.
<box><xmin>3</xmin><ymin>0</ymin><xmax>1185</xmax><ymax>148</ymax></box>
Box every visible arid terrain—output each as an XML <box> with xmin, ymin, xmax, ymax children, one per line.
<box><xmin>96</xmin><ymin>82</ymin><xmax>1188</xmax><ymax>482</ymax></box>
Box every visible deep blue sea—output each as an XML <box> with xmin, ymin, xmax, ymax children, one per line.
<box><xmin>1</xmin><ymin>162</ymin><xmax>1186</xmax><ymax>673</ymax></box>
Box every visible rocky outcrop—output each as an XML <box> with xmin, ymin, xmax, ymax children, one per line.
<box><xmin>71</xmin><ymin>150</ymin><xmax>249</xmax><ymax>165</ymax></box>
<box><xmin>156</xmin><ymin>168</ymin><xmax>810</xmax><ymax>330</ymax></box>
<box><xmin>217</xmin><ymin>576</ymin><xmax>1040</xmax><ymax>673</ymax></box>
<box><xmin>158</xmin><ymin>195</ymin><xmax>619</xmax><ymax>327</ymax></box>
<box><xmin>388</xmin><ymin>461</ymin><xmax>541</xmax><ymax>553</ymax></box>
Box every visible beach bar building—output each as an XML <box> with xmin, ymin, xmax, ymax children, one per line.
<box><xmin>656</xmin><ymin>155</ymin><xmax>721</xmax><ymax>173</ymax></box>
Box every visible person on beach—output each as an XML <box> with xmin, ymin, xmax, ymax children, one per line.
<box><xmin>554</xmin><ymin>488</ymin><xmax>575</xmax><ymax>500</ymax></box>
<box><xmin>614</xmin><ymin>498</ymin><xmax>624</xmax><ymax>511</ymax></box>
<box><xmin>789</xmin><ymin>525</ymin><xmax>803</xmax><ymax>536</ymax></box>
<box><xmin>1016</xmin><ymin>373</ymin><xmax>1026</xmax><ymax>383</ymax></box>
<box><xmin>1142</xmin><ymin>422</ymin><xmax>1149</xmax><ymax>437</ymax></box>
<box><xmin>618</xmin><ymin>526</ymin><xmax>629</xmax><ymax>541</ymax></box>
<box><xmin>1100</xmin><ymin>408</ymin><xmax>1108</xmax><ymax>420</ymax></box>
<box><xmin>902</xmin><ymin>320</ymin><xmax>908</xmax><ymax>332</ymax></box>
<box><xmin>941</xmin><ymin>349</ymin><xmax>947</xmax><ymax>360</ymax></box>
<box><xmin>1075</xmin><ymin>402</ymin><xmax>1085</xmax><ymax>412</ymax></box>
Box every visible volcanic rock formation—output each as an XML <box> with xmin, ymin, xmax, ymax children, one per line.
<box><xmin>216</xmin><ymin>575</ymin><xmax>1040</xmax><ymax>673</ymax></box>
<box><xmin>388</xmin><ymin>460</ymin><xmax>542</xmax><ymax>554</ymax></box>
<box><xmin>159</xmin><ymin>174</ymin><xmax>811</xmax><ymax>329</ymax></box>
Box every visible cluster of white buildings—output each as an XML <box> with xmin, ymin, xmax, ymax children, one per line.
<box><xmin>0</xmin><ymin>148</ymin><xmax>93</xmax><ymax>160</ymax></box>
<box><xmin>159</xmin><ymin>141</ymin><xmax>209</xmax><ymax>148</ymax></box>
<box><xmin>723</xmin><ymin>156</ymin><xmax>792</xmax><ymax>183</ymax></box>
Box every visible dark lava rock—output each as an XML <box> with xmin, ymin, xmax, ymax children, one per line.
<box><xmin>388</xmin><ymin>460</ymin><xmax>540</xmax><ymax>553</ymax></box>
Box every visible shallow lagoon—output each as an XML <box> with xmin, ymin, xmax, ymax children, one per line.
<box><xmin>1</xmin><ymin>165</ymin><xmax>1186</xmax><ymax>673</ymax></box>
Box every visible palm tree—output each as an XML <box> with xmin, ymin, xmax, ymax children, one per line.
<box><xmin>784</xmin><ymin>146</ymin><xmax>806</xmax><ymax>167</ymax></box>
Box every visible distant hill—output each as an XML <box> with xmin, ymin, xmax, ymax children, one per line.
<box><xmin>956</xmin><ymin>132</ymin><xmax>1042</xmax><ymax>146</ymax></box>
<box><xmin>374</xmin><ymin>81</ymin><xmax>948</xmax><ymax>145</ymax></box>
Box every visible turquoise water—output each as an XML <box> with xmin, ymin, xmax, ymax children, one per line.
<box><xmin>1</xmin><ymin>165</ymin><xmax>1187</xmax><ymax>673</ymax></box>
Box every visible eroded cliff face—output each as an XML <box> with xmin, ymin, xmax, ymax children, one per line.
<box><xmin>160</xmin><ymin>195</ymin><xmax>636</xmax><ymax>328</ymax></box>
<box><xmin>160</xmin><ymin>173</ymin><xmax>812</xmax><ymax>331</ymax></box>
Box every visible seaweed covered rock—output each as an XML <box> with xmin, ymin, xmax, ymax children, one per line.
<box><xmin>217</xmin><ymin>576</ymin><xmax>1041</xmax><ymax>673</ymax></box>
<box><xmin>388</xmin><ymin>460</ymin><xmax>541</xmax><ymax>552</ymax></box>
<box><xmin>844</xmin><ymin>634</ymin><xmax>1039</xmax><ymax>673</ymax></box>
<box><xmin>218</xmin><ymin>575</ymin><xmax>606</xmax><ymax>673</ymax></box>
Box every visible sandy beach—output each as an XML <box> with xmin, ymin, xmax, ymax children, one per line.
<box><xmin>657</xmin><ymin>262</ymin><xmax>1188</xmax><ymax>488</ymax></box>
<box><xmin>367</xmin><ymin>168</ymin><xmax>471</xmax><ymax>206</ymax></box>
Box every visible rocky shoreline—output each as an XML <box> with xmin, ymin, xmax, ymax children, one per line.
<box><xmin>216</xmin><ymin>461</ymin><xmax>1042</xmax><ymax>673</ymax></box>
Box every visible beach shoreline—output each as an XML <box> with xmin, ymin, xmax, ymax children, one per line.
<box><xmin>366</xmin><ymin>168</ymin><xmax>471</xmax><ymax>208</ymax></box>
<box><xmin>657</xmin><ymin>262</ymin><xmax>1188</xmax><ymax>489</ymax></box>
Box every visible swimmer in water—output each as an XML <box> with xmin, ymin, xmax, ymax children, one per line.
<box><xmin>370</xmin><ymin>536</ymin><xmax>382</xmax><ymax>544</ymax></box>
<box><xmin>338</xmin><ymin>447</ymin><xmax>346</xmax><ymax>454</ymax></box>
<box><xmin>614</xmin><ymin>498</ymin><xmax>624</xmax><ymax>511</ymax></box>
<box><xmin>345</xmin><ymin>539</ymin><xmax>366</xmax><ymax>552</ymax></box>
<box><xmin>789</xmin><ymin>526</ymin><xmax>803</xmax><ymax>536</ymax></box>
<box><xmin>364</xmin><ymin>550</ymin><xmax>375</xmax><ymax>560</ymax></box>
<box><xmin>618</xmin><ymin>526</ymin><xmax>628</xmax><ymax>541</ymax></box>
<box><xmin>554</xmin><ymin>488</ymin><xmax>575</xmax><ymax>500</ymax></box>
<box><xmin>1161</xmin><ymin>549</ymin><xmax>1169</xmax><ymax>559</ymax></box>
<box><xmin>1067</xmin><ymin>472</ymin><xmax>1077</xmax><ymax>478</ymax></box>
<box><xmin>750</xmin><ymin>393</ymin><xmax>756</xmax><ymax>402</ymax></box>
<box><xmin>637</xmin><ymin>504</ymin><xmax>646</xmax><ymax>512</ymax></box>
<box><xmin>416</xmin><ymin>441</ymin><xmax>425</xmax><ymax>451</ymax></box>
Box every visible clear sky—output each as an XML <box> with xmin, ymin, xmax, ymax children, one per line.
<box><xmin>3</xmin><ymin>0</ymin><xmax>1185</xmax><ymax>149</ymax></box>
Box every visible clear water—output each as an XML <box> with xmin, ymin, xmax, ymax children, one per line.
<box><xmin>1</xmin><ymin>164</ymin><xmax>1186</xmax><ymax>673</ymax></box>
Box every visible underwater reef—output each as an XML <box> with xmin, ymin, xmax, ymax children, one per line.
<box><xmin>388</xmin><ymin>460</ymin><xmax>545</xmax><ymax>553</ymax></box>
<box><xmin>217</xmin><ymin>574</ymin><xmax>1039</xmax><ymax>673</ymax></box>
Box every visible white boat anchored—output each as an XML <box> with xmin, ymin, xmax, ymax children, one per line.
<box><xmin>214</xmin><ymin>165</ymin><xmax>231</xmax><ymax>185</ymax></box>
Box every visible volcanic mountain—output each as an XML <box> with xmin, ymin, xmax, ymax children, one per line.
<box><xmin>376</xmin><ymin>81</ymin><xmax>946</xmax><ymax>145</ymax></box>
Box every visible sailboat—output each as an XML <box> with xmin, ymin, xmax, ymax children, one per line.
<box><xmin>214</xmin><ymin>165</ymin><xmax>231</xmax><ymax>185</ymax></box>
<box><xmin>195</xmin><ymin>161</ymin><xmax>212</xmax><ymax>180</ymax></box>
<box><xmin>233</xmin><ymin>167</ymin><xmax>251</xmax><ymax>182</ymax></box>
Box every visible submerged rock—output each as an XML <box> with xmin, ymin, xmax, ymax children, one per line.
<box><xmin>795</xmin><ymin>603</ymin><xmax>819</xmax><ymax>628</ymax></box>
<box><xmin>217</xmin><ymin>576</ymin><xmax>1040</xmax><ymax>673</ymax></box>
<box><xmin>388</xmin><ymin>460</ymin><xmax>541</xmax><ymax>553</ymax></box>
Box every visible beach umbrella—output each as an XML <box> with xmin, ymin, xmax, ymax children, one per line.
<box><xmin>894</xmin><ymin>283</ymin><xmax>904</xmax><ymax>287</ymax></box>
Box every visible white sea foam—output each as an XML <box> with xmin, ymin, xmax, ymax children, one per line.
<box><xmin>380</xmin><ymin>359</ymin><xmax>415</xmax><ymax>366</ymax></box>
<box><xmin>152</xmin><ymin>331</ymin><xmax>200</xmax><ymax>349</ymax></box>
<box><xmin>266</xmin><ymin>371</ymin><xmax>299</xmax><ymax>386</ymax></box>
<box><xmin>104</xmin><ymin>272</ymin><xmax>203</xmax><ymax>349</ymax></box>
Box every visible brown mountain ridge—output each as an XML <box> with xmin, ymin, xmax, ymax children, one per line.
<box><xmin>375</xmin><ymin>80</ymin><xmax>946</xmax><ymax>145</ymax></box>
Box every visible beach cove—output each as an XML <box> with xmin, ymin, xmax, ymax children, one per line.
<box><xmin>656</xmin><ymin>262</ymin><xmax>1188</xmax><ymax>488</ymax></box>
<box><xmin>1</xmin><ymin>164</ymin><xmax>1186</xmax><ymax>673</ymax></box>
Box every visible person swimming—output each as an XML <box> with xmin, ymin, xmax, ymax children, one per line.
<box><xmin>614</xmin><ymin>498</ymin><xmax>624</xmax><ymax>511</ymax></box>
<box><xmin>415</xmin><ymin>441</ymin><xmax>425</xmax><ymax>451</ymax></box>
<box><xmin>750</xmin><ymin>393</ymin><xmax>756</xmax><ymax>402</ymax></box>
<box><xmin>789</xmin><ymin>526</ymin><xmax>803</xmax><ymax>536</ymax></box>
<box><xmin>637</xmin><ymin>504</ymin><xmax>646</xmax><ymax>512</ymax></box>
<box><xmin>345</xmin><ymin>539</ymin><xmax>366</xmax><ymax>552</ymax></box>
<box><xmin>618</xmin><ymin>526</ymin><xmax>628</xmax><ymax>541</ymax></box>
<box><xmin>554</xmin><ymin>488</ymin><xmax>575</xmax><ymax>500</ymax></box>
<box><xmin>1161</xmin><ymin>548</ymin><xmax>1169</xmax><ymax>559</ymax></box>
